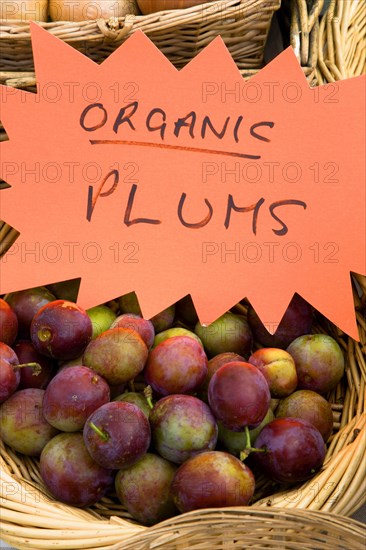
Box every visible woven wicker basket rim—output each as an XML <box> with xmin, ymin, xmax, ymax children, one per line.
<box><xmin>0</xmin><ymin>0</ymin><xmax>281</xmax><ymax>73</ymax></box>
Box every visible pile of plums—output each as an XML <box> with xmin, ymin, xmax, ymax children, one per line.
<box><xmin>0</xmin><ymin>283</ymin><xmax>345</xmax><ymax>524</ymax></box>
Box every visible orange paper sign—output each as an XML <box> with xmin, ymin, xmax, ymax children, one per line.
<box><xmin>0</xmin><ymin>25</ymin><xmax>365</xmax><ymax>338</ymax></box>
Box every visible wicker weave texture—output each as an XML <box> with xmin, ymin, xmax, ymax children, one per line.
<box><xmin>0</xmin><ymin>0</ymin><xmax>280</xmax><ymax>70</ymax></box>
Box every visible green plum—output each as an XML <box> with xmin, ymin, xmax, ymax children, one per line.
<box><xmin>195</xmin><ymin>312</ymin><xmax>253</xmax><ymax>358</ymax></box>
<box><xmin>113</xmin><ymin>391</ymin><xmax>152</xmax><ymax>418</ymax></box>
<box><xmin>87</xmin><ymin>305</ymin><xmax>117</xmax><ymax>339</ymax></box>
<box><xmin>287</xmin><ymin>334</ymin><xmax>344</xmax><ymax>394</ymax></box>
<box><xmin>153</xmin><ymin>327</ymin><xmax>202</xmax><ymax>348</ymax></box>
<box><xmin>218</xmin><ymin>408</ymin><xmax>275</xmax><ymax>457</ymax></box>
<box><xmin>150</xmin><ymin>394</ymin><xmax>217</xmax><ymax>464</ymax></box>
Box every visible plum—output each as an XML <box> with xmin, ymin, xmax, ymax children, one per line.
<box><xmin>0</xmin><ymin>388</ymin><xmax>58</xmax><ymax>456</ymax></box>
<box><xmin>0</xmin><ymin>343</ymin><xmax>20</xmax><ymax>403</ymax></box>
<box><xmin>198</xmin><ymin>352</ymin><xmax>244</xmax><ymax>403</ymax></box>
<box><xmin>43</xmin><ymin>366</ymin><xmax>110</xmax><ymax>431</ymax></box>
<box><xmin>113</xmin><ymin>391</ymin><xmax>151</xmax><ymax>418</ymax></box>
<box><xmin>218</xmin><ymin>408</ymin><xmax>275</xmax><ymax>457</ymax></box>
<box><xmin>40</xmin><ymin>432</ymin><xmax>114</xmax><ymax>507</ymax></box>
<box><xmin>111</xmin><ymin>314</ymin><xmax>155</xmax><ymax>349</ymax></box>
<box><xmin>150</xmin><ymin>394</ymin><xmax>217</xmax><ymax>464</ymax></box>
<box><xmin>118</xmin><ymin>291</ymin><xmax>142</xmax><ymax>316</ymax></box>
<box><xmin>171</xmin><ymin>451</ymin><xmax>255</xmax><ymax>512</ymax></box>
<box><xmin>14</xmin><ymin>341</ymin><xmax>56</xmax><ymax>390</ymax></box>
<box><xmin>115</xmin><ymin>453</ymin><xmax>178</xmax><ymax>524</ymax></box>
<box><xmin>0</xmin><ymin>298</ymin><xmax>18</xmax><ymax>345</ymax></box>
<box><xmin>150</xmin><ymin>306</ymin><xmax>175</xmax><ymax>333</ymax></box>
<box><xmin>144</xmin><ymin>336</ymin><xmax>208</xmax><ymax>396</ymax></box>
<box><xmin>195</xmin><ymin>312</ymin><xmax>252</xmax><ymax>358</ymax></box>
<box><xmin>248</xmin><ymin>348</ymin><xmax>297</xmax><ymax>398</ymax></box>
<box><xmin>47</xmin><ymin>278</ymin><xmax>80</xmax><ymax>302</ymax></box>
<box><xmin>247</xmin><ymin>294</ymin><xmax>313</xmax><ymax>349</ymax></box>
<box><xmin>208</xmin><ymin>361</ymin><xmax>270</xmax><ymax>430</ymax></box>
<box><xmin>254</xmin><ymin>417</ymin><xmax>326</xmax><ymax>483</ymax></box>
<box><xmin>276</xmin><ymin>390</ymin><xmax>333</xmax><ymax>441</ymax></box>
<box><xmin>153</xmin><ymin>327</ymin><xmax>202</xmax><ymax>348</ymax></box>
<box><xmin>4</xmin><ymin>287</ymin><xmax>55</xmax><ymax>338</ymax></box>
<box><xmin>84</xmin><ymin>401</ymin><xmax>151</xmax><ymax>469</ymax></box>
<box><xmin>31</xmin><ymin>300</ymin><xmax>92</xmax><ymax>360</ymax></box>
<box><xmin>83</xmin><ymin>328</ymin><xmax>148</xmax><ymax>385</ymax></box>
<box><xmin>86</xmin><ymin>305</ymin><xmax>117</xmax><ymax>339</ymax></box>
<box><xmin>287</xmin><ymin>334</ymin><xmax>345</xmax><ymax>394</ymax></box>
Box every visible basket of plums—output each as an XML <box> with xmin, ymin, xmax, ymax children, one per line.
<box><xmin>0</xmin><ymin>275</ymin><xmax>365</xmax><ymax>549</ymax></box>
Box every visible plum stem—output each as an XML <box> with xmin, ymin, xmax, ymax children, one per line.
<box><xmin>240</xmin><ymin>426</ymin><xmax>268</xmax><ymax>461</ymax></box>
<box><xmin>89</xmin><ymin>422</ymin><xmax>109</xmax><ymax>442</ymax></box>
<box><xmin>17</xmin><ymin>362</ymin><xmax>42</xmax><ymax>376</ymax></box>
<box><xmin>143</xmin><ymin>385</ymin><xmax>154</xmax><ymax>409</ymax></box>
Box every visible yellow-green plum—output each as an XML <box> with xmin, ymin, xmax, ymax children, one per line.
<box><xmin>86</xmin><ymin>305</ymin><xmax>117</xmax><ymax>339</ymax></box>
<box><xmin>287</xmin><ymin>334</ymin><xmax>344</xmax><ymax>394</ymax></box>
<box><xmin>195</xmin><ymin>312</ymin><xmax>252</xmax><ymax>358</ymax></box>
<box><xmin>276</xmin><ymin>390</ymin><xmax>333</xmax><ymax>441</ymax></box>
<box><xmin>153</xmin><ymin>327</ymin><xmax>202</xmax><ymax>348</ymax></box>
<box><xmin>150</xmin><ymin>394</ymin><xmax>217</xmax><ymax>464</ymax></box>
<box><xmin>113</xmin><ymin>391</ymin><xmax>151</xmax><ymax>419</ymax></box>
<box><xmin>218</xmin><ymin>408</ymin><xmax>275</xmax><ymax>457</ymax></box>
<box><xmin>248</xmin><ymin>348</ymin><xmax>298</xmax><ymax>398</ymax></box>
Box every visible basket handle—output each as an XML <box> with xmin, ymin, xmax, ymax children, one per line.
<box><xmin>96</xmin><ymin>15</ymin><xmax>135</xmax><ymax>42</ymax></box>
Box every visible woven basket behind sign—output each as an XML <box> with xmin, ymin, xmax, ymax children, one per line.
<box><xmin>0</xmin><ymin>0</ymin><xmax>280</xmax><ymax>71</ymax></box>
<box><xmin>1</xmin><ymin>1</ymin><xmax>366</xmax><ymax>549</ymax></box>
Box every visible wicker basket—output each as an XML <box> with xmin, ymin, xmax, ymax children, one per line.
<box><xmin>288</xmin><ymin>0</ymin><xmax>325</xmax><ymax>85</ymax></box>
<box><xmin>0</xmin><ymin>0</ymin><xmax>280</xmax><ymax>71</ymax></box>
<box><xmin>316</xmin><ymin>0</ymin><xmax>366</xmax><ymax>83</ymax></box>
<box><xmin>1</xmin><ymin>1</ymin><xmax>366</xmax><ymax>548</ymax></box>
<box><xmin>286</xmin><ymin>0</ymin><xmax>366</xmax><ymax>85</ymax></box>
